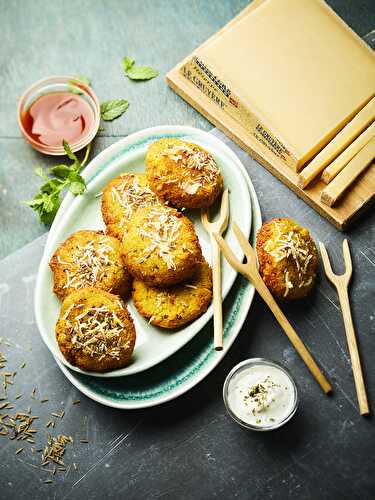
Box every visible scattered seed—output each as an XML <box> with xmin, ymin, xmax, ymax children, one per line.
<box><xmin>72</xmin><ymin>400</ymin><xmax>81</xmax><ymax>405</ymax></box>
<box><xmin>40</xmin><ymin>399</ymin><xmax>49</xmax><ymax>403</ymax></box>
<box><xmin>20</xmin><ymin>362</ymin><xmax>26</xmax><ymax>369</ymax></box>
<box><xmin>80</xmin><ymin>439</ymin><xmax>89</xmax><ymax>443</ymax></box>
<box><xmin>41</xmin><ymin>434</ymin><xmax>73</xmax><ymax>466</ymax></box>
<box><xmin>15</xmin><ymin>394</ymin><xmax>23</xmax><ymax>400</ymax></box>
<box><xmin>44</xmin><ymin>480</ymin><xmax>53</xmax><ymax>484</ymax></box>
<box><xmin>15</xmin><ymin>447</ymin><xmax>24</xmax><ymax>455</ymax></box>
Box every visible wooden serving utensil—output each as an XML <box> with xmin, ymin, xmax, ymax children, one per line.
<box><xmin>201</xmin><ymin>189</ymin><xmax>229</xmax><ymax>351</ymax></box>
<box><xmin>214</xmin><ymin>222</ymin><xmax>332</xmax><ymax>394</ymax></box>
<box><xmin>319</xmin><ymin>239</ymin><xmax>370</xmax><ymax>415</ymax></box>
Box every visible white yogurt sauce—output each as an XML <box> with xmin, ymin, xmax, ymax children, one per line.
<box><xmin>226</xmin><ymin>364</ymin><xmax>296</xmax><ymax>428</ymax></box>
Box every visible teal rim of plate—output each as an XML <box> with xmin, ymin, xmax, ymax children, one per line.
<box><xmin>66</xmin><ymin>131</ymin><xmax>253</xmax><ymax>402</ymax></box>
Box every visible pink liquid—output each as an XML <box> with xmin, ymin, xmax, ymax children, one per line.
<box><xmin>22</xmin><ymin>92</ymin><xmax>95</xmax><ymax>147</ymax></box>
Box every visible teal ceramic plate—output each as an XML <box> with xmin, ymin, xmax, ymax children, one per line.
<box><xmin>42</xmin><ymin>126</ymin><xmax>261</xmax><ymax>408</ymax></box>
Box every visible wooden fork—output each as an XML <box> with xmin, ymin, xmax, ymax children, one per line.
<box><xmin>214</xmin><ymin>222</ymin><xmax>332</xmax><ymax>394</ymax></box>
<box><xmin>319</xmin><ymin>240</ymin><xmax>369</xmax><ymax>415</ymax></box>
<box><xmin>201</xmin><ymin>189</ymin><xmax>229</xmax><ymax>350</ymax></box>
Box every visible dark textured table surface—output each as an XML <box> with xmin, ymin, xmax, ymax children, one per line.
<box><xmin>1</xmin><ymin>1</ymin><xmax>375</xmax><ymax>499</ymax></box>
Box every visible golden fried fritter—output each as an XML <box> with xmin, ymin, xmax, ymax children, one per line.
<box><xmin>146</xmin><ymin>138</ymin><xmax>223</xmax><ymax>209</ymax></box>
<box><xmin>55</xmin><ymin>288</ymin><xmax>136</xmax><ymax>372</ymax></box>
<box><xmin>132</xmin><ymin>259</ymin><xmax>212</xmax><ymax>328</ymax></box>
<box><xmin>50</xmin><ymin>230</ymin><xmax>131</xmax><ymax>301</ymax></box>
<box><xmin>121</xmin><ymin>205</ymin><xmax>202</xmax><ymax>287</ymax></box>
<box><xmin>101</xmin><ymin>172</ymin><xmax>161</xmax><ymax>240</ymax></box>
<box><xmin>256</xmin><ymin>218</ymin><xmax>318</xmax><ymax>300</ymax></box>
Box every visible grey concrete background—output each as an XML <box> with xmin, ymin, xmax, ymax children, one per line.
<box><xmin>0</xmin><ymin>1</ymin><xmax>374</xmax><ymax>499</ymax></box>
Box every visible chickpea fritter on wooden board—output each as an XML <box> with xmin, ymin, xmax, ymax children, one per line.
<box><xmin>50</xmin><ymin>230</ymin><xmax>132</xmax><ymax>301</ymax></box>
<box><xmin>101</xmin><ymin>172</ymin><xmax>161</xmax><ymax>240</ymax></box>
<box><xmin>121</xmin><ymin>205</ymin><xmax>202</xmax><ymax>287</ymax></box>
<box><xmin>146</xmin><ymin>138</ymin><xmax>223</xmax><ymax>209</ymax></box>
<box><xmin>132</xmin><ymin>259</ymin><xmax>212</xmax><ymax>329</ymax></box>
<box><xmin>256</xmin><ymin>218</ymin><xmax>318</xmax><ymax>300</ymax></box>
<box><xmin>55</xmin><ymin>288</ymin><xmax>136</xmax><ymax>372</ymax></box>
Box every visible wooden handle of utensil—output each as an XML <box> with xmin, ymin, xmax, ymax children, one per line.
<box><xmin>248</xmin><ymin>271</ymin><xmax>332</xmax><ymax>394</ymax></box>
<box><xmin>336</xmin><ymin>284</ymin><xmax>369</xmax><ymax>415</ymax></box>
<box><xmin>211</xmin><ymin>235</ymin><xmax>223</xmax><ymax>351</ymax></box>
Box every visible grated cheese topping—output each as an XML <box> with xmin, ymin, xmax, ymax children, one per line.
<box><xmin>137</xmin><ymin>208</ymin><xmax>183</xmax><ymax>270</ymax></box>
<box><xmin>264</xmin><ymin>221</ymin><xmax>314</xmax><ymax>297</ymax></box>
<box><xmin>65</xmin><ymin>305</ymin><xmax>130</xmax><ymax>361</ymax></box>
<box><xmin>110</xmin><ymin>175</ymin><xmax>159</xmax><ymax>227</ymax></box>
<box><xmin>60</xmin><ymin>236</ymin><xmax>114</xmax><ymax>291</ymax></box>
<box><xmin>161</xmin><ymin>142</ymin><xmax>220</xmax><ymax>194</ymax></box>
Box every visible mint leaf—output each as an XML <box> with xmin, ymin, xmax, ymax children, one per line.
<box><xmin>126</xmin><ymin>65</ymin><xmax>158</xmax><ymax>81</ymax></box>
<box><xmin>100</xmin><ymin>99</ymin><xmax>129</xmax><ymax>121</ymax></box>
<box><xmin>69</xmin><ymin>181</ymin><xmax>86</xmax><ymax>195</ymax></box>
<box><xmin>68</xmin><ymin>75</ymin><xmax>91</xmax><ymax>93</ymax></box>
<box><xmin>123</xmin><ymin>57</ymin><xmax>135</xmax><ymax>73</ymax></box>
<box><xmin>67</xmin><ymin>84</ymin><xmax>83</xmax><ymax>95</ymax></box>
<box><xmin>63</xmin><ymin>139</ymin><xmax>78</xmax><ymax>162</ymax></box>
<box><xmin>123</xmin><ymin>56</ymin><xmax>158</xmax><ymax>81</ymax></box>
<box><xmin>49</xmin><ymin>164</ymin><xmax>73</xmax><ymax>179</ymax></box>
<box><xmin>67</xmin><ymin>171</ymin><xmax>86</xmax><ymax>195</ymax></box>
<box><xmin>40</xmin><ymin>178</ymin><xmax>64</xmax><ymax>194</ymax></box>
<box><xmin>39</xmin><ymin>192</ymin><xmax>61</xmax><ymax>224</ymax></box>
<box><xmin>74</xmin><ymin>74</ymin><xmax>91</xmax><ymax>86</ymax></box>
<box><xmin>25</xmin><ymin>191</ymin><xmax>61</xmax><ymax>224</ymax></box>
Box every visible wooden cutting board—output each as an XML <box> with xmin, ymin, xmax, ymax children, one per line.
<box><xmin>166</xmin><ymin>0</ymin><xmax>375</xmax><ymax>230</ymax></box>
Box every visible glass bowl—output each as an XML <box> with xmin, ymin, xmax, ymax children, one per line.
<box><xmin>17</xmin><ymin>75</ymin><xmax>100</xmax><ymax>155</ymax></box>
<box><xmin>223</xmin><ymin>358</ymin><xmax>299</xmax><ymax>431</ymax></box>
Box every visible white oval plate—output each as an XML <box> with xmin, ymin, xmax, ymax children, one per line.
<box><xmin>35</xmin><ymin>126</ymin><xmax>252</xmax><ymax>378</ymax></box>
<box><xmin>53</xmin><ymin>128</ymin><xmax>262</xmax><ymax>409</ymax></box>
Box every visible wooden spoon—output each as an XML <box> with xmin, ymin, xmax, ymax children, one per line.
<box><xmin>319</xmin><ymin>239</ymin><xmax>369</xmax><ymax>415</ymax></box>
<box><xmin>201</xmin><ymin>189</ymin><xmax>229</xmax><ymax>350</ymax></box>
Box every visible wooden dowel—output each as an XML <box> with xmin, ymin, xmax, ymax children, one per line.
<box><xmin>211</xmin><ymin>235</ymin><xmax>223</xmax><ymax>350</ymax></box>
<box><xmin>298</xmin><ymin>97</ymin><xmax>375</xmax><ymax>188</ymax></box>
<box><xmin>336</xmin><ymin>284</ymin><xmax>369</xmax><ymax>415</ymax></box>
<box><xmin>321</xmin><ymin>122</ymin><xmax>375</xmax><ymax>184</ymax></box>
<box><xmin>321</xmin><ymin>136</ymin><xmax>375</xmax><ymax>206</ymax></box>
<box><xmin>319</xmin><ymin>240</ymin><xmax>369</xmax><ymax>415</ymax></box>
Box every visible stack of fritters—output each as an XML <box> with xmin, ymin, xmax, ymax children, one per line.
<box><xmin>49</xmin><ymin>138</ymin><xmax>223</xmax><ymax>371</ymax></box>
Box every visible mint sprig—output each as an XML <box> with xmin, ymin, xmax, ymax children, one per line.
<box><xmin>123</xmin><ymin>56</ymin><xmax>158</xmax><ymax>81</ymax></box>
<box><xmin>25</xmin><ymin>141</ymin><xmax>91</xmax><ymax>224</ymax></box>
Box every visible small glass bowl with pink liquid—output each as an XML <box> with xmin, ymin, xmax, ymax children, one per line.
<box><xmin>17</xmin><ymin>75</ymin><xmax>100</xmax><ymax>155</ymax></box>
